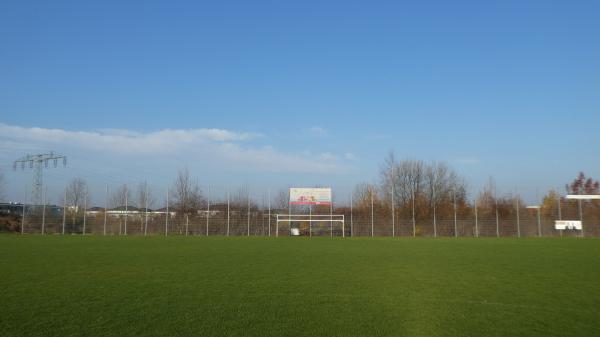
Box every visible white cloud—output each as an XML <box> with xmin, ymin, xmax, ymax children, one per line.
<box><xmin>0</xmin><ymin>123</ymin><xmax>347</xmax><ymax>174</ymax></box>
<box><xmin>307</xmin><ymin>126</ymin><xmax>328</xmax><ymax>136</ymax></box>
<box><xmin>344</xmin><ymin>153</ymin><xmax>358</xmax><ymax>161</ymax></box>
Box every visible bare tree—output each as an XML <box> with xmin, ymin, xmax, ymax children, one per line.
<box><xmin>110</xmin><ymin>184</ymin><xmax>132</xmax><ymax>208</ymax></box>
<box><xmin>272</xmin><ymin>188</ymin><xmax>289</xmax><ymax>211</ymax></box>
<box><xmin>66</xmin><ymin>178</ymin><xmax>88</xmax><ymax>211</ymax></box>
<box><xmin>172</xmin><ymin>168</ymin><xmax>204</xmax><ymax>215</ymax></box>
<box><xmin>137</xmin><ymin>181</ymin><xmax>155</xmax><ymax>211</ymax></box>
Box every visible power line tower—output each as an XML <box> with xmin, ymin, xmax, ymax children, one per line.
<box><xmin>14</xmin><ymin>152</ymin><xmax>67</xmax><ymax>205</ymax></box>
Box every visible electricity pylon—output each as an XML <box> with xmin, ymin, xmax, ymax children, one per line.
<box><xmin>14</xmin><ymin>152</ymin><xmax>67</xmax><ymax>205</ymax></box>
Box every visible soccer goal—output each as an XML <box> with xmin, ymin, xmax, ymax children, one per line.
<box><xmin>276</xmin><ymin>214</ymin><xmax>345</xmax><ymax>237</ymax></box>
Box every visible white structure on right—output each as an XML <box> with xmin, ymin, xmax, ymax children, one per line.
<box><xmin>559</xmin><ymin>194</ymin><xmax>600</xmax><ymax>237</ymax></box>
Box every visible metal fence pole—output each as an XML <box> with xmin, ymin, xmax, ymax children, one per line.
<box><xmin>391</xmin><ymin>182</ymin><xmax>395</xmax><ymax>237</ymax></box>
<box><xmin>537</xmin><ymin>207</ymin><xmax>541</xmax><ymax>237</ymax></box>
<box><xmin>21</xmin><ymin>186</ymin><xmax>27</xmax><ymax>235</ymax></box>
<box><xmin>83</xmin><ymin>185</ymin><xmax>87</xmax><ymax>235</ymax></box>
<box><xmin>165</xmin><ymin>188</ymin><xmax>169</xmax><ymax>236</ymax></box>
<box><xmin>62</xmin><ymin>187</ymin><xmax>66</xmax><ymax>235</ymax></box>
<box><xmin>433</xmin><ymin>183</ymin><xmax>437</xmax><ymax>238</ymax></box>
<box><xmin>144</xmin><ymin>182</ymin><xmax>148</xmax><ymax>236</ymax></box>
<box><xmin>453</xmin><ymin>188</ymin><xmax>457</xmax><ymax>238</ymax></box>
<box><xmin>206</xmin><ymin>186</ymin><xmax>210</xmax><ymax>236</ymax></box>
<box><xmin>186</xmin><ymin>214</ymin><xmax>189</xmax><ymax>236</ymax></box>
<box><xmin>268</xmin><ymin>189</ymin><xmax>271</xmax><ymax>237</ymax></box>
<box><xmin>474</xmin><ymin>200</ymin><xmax>479</xmax><ymax>238</ymax></box>
<box><xmin>516</xmin><ymin>198</ymin><xmax>521</xmax><ymax>238</ymax></box>
<box><xmin>370</xmin><ymin>187</ymin><xmax>374</xmax><ymax>237</ymax></box>
<box><xmin>578</xmin><ymin>199</ymin><xmax>584</xmax><ymax>237</ymax></box>
<box><xmin>412</xmin><ymin>189</ymin><xmax>416</xmax><ymax>237</ymax></box>
<box><xmin>350</xmin><ymin>193</ymin><xmax>353</xmax><ymax>237</ymax></box>
<box><xmin>227</xmin><ymin>190</ymin><xmax>230</xmax><ymax>236</ymax></box>
<box><xmin>124</xmin><ymin>185</ymin><xmax>128</xmax><ymax>235</ymax></box>
<box><xmin>330</xmin><ymin>194</ymin><xmax>333</xmax><ymax>237</ymax></box>
<box><xmin>247</xmin><ymin>192</ymin><xmax>251</xmax><ymax>237</ymax></box>
<box><xmin>495</xmin><ymin>199</ymin><xmax>499</xmax><ymax>238</ymax></box>
<box><xmin>104</xmin><ymin>185</ymin><xmax>108</xmax><ymax>236</ymax></box>
<box><xmin>557</xmin><ymin>195</ymin><xmax>562</xmax><ymax>220</ymax></box>
<box><xmin>42</xmin><ymin>186</ymin><xmax>47</xmax><ymax>235</ymax></box>
<box><xmin>309</xmin><ymin>204</ymin><xmax>312</xmax><ymax>237</ymax></box>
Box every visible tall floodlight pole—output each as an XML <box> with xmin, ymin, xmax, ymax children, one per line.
<box><xmin>21</xmin><ymin>186</ymin><xmax>27</xmax><ymax>235</ymax></box>
<box><xmin>42</xmin><ymin>186</ymin><xmax>47</xmax><ymax>235</ymax></box>
<box><xmin>14</xmin><ymin>152</ymin><xmax>67</xmax><ymax>206</ymax></box>
<box><xmin>206</xmin><ymin>186</ymin><xmax>210</xmax><ymax>236</ymax></box>
<box><xmin>62</xmin><ymin>187</ymin><xmax>67</xmax><ymax>235</ymax></box>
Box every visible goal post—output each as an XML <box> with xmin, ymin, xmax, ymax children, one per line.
<box><xmin>276</xmin><ymin>214</ymin><xmax>345</xmax><ymax>237</ymax></box>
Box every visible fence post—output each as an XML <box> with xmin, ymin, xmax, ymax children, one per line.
<box><xmin>124</xmin><ymin>185</ymin><xmax>128</xmax><ymax>235</ymax></box>
<box><xmin>83</xmin><ymin>186</ymin><xmax>87</xmax><ymax>235</ymax></box>
<box><xmin>475</xmin><ymin>200</ymin><xmax>479</xmax><ymax>238</ymax></box>
<box><xmin>578</xmin><ymin>199</ymin><xmax>584</xmax><ymax>237</ymax></box>
<box><xmin>21</xmin><ymin>186</ymin><xmax>27</xmax><ymax>235</ymax></box>
<box><xmin>495</xmin><ymin>199</ymin><xmax>499</xmax><ymax>238</ymax></box>
<box><xmin>62</xmin><ymin>187</ymin><xmax>66</xmax><ymax>235</ymax></box>
<box><xmin>537</xmin><ymin>207</ymin><xmax>541</xmax><ymax>237</ymax></box>
<box><xmin>144</xmin><ymin>182</ymin><xmax>148</xmax><ymax>236</ymax></box>
<box><xmin>330</xmin><ymin>194</ymin><xmax>333</xmax><ymax>237</ymax></box>
<box><xmin>186</xmin><ymin>214</ymin><xmax>189</xmax><ymax>236</ymax></box>
<box><xmin>104</xmin><ymin>185</ymin><xmax>108</xmax><ymax>236</ymax></box>
<box><xmin>42</xmin><ymin>187</ymin><xmax>46</xmax><ymax>235</ymax></box>
<box><xmin>453</xmin><ymin>188</ymin><xmax>457</xmax><ymax>238</ymax></box>
<box><xmin>268</xmin><ymin>189</ymin><xmax>271</xmax><ymax>237</ymax></box>
<box><xmin>165</xmin><ymin>188</ymin><xmax>169</xmax><ymax>236</ymax></box>
<box><xmin>206</xmin><ymin>186</ymin><xmax>210</xmax><ymax>236</ymax></box>
<box><xmin>412</xmin><ymin>189</ymin><xmax>416</xmax><ymax>237</ymax></box>
<box><xmin>370</xmin><ymin>187</ymin><xmax>374</xmax><ymax>237</ymax></box>
<box><xmin>350</xmin><ymin>193</ymin><xmax>353</xmax><ymax>237</ymax></box>
<box><xmin>391</xmin><ymin>182</ymin><xmax>395</xmax><ymax>237</ymax></box>
<box><xmin>516</xmin><ymin>198</ymin><xmax>521</xmax><ymax>238</ymax></box>
<box><xmin>247</xmin><ymin>192</ymin><xmax>251</xmax><ymax>237</ymax></box>
<box><xmin>433</xmin><ymin>183</ymin><xmax>437</xmax><ymax>238</ymax></box>
<box><xmin>227</xmin><ymin>190</ymin><xmax>230</xmax><ymax>236</ymax></box>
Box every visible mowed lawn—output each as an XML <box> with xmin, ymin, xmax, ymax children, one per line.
<box><xmin>1</xmin><ymin>236</ymin><xmax>599</xmax><ymax>337</ymax></box>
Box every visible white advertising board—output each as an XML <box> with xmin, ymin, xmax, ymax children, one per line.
<box><xmin>555</xmin><ymin>220</ymin><xmax>582</xmax><ymax>230</ymax></box>
<box><xmin>289</xmin><ymin>188</ymin><xmax>332</xmax><ymax>205</ymax></box>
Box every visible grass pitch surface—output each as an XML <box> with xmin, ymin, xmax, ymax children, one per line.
<box><xmin>1</xmin><ymin>236</ymin><xmax>599</xmax><ymax>337</ymax></box>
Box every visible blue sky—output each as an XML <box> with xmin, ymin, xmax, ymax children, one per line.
<box><xmin>1</xmin><ymin>0</ymin><xmax>599</xmax><ymax>205</ymax></box>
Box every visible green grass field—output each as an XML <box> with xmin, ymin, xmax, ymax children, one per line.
<box><xmin>1</xmin><ymin>236</ymin><xmax>599</xmax><ymax>337</ymax></box>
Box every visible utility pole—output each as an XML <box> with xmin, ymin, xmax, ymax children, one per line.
<box><xmin>14</xmin><ymin>152</ymin><xmax>66</xmax><ymax>206</ymax></box>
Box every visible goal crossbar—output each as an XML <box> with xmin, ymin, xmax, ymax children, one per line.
<box><xmin>276</xmin><ymin>214</ymin><xmax>345</xmax><ymax>222</ymax></box>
